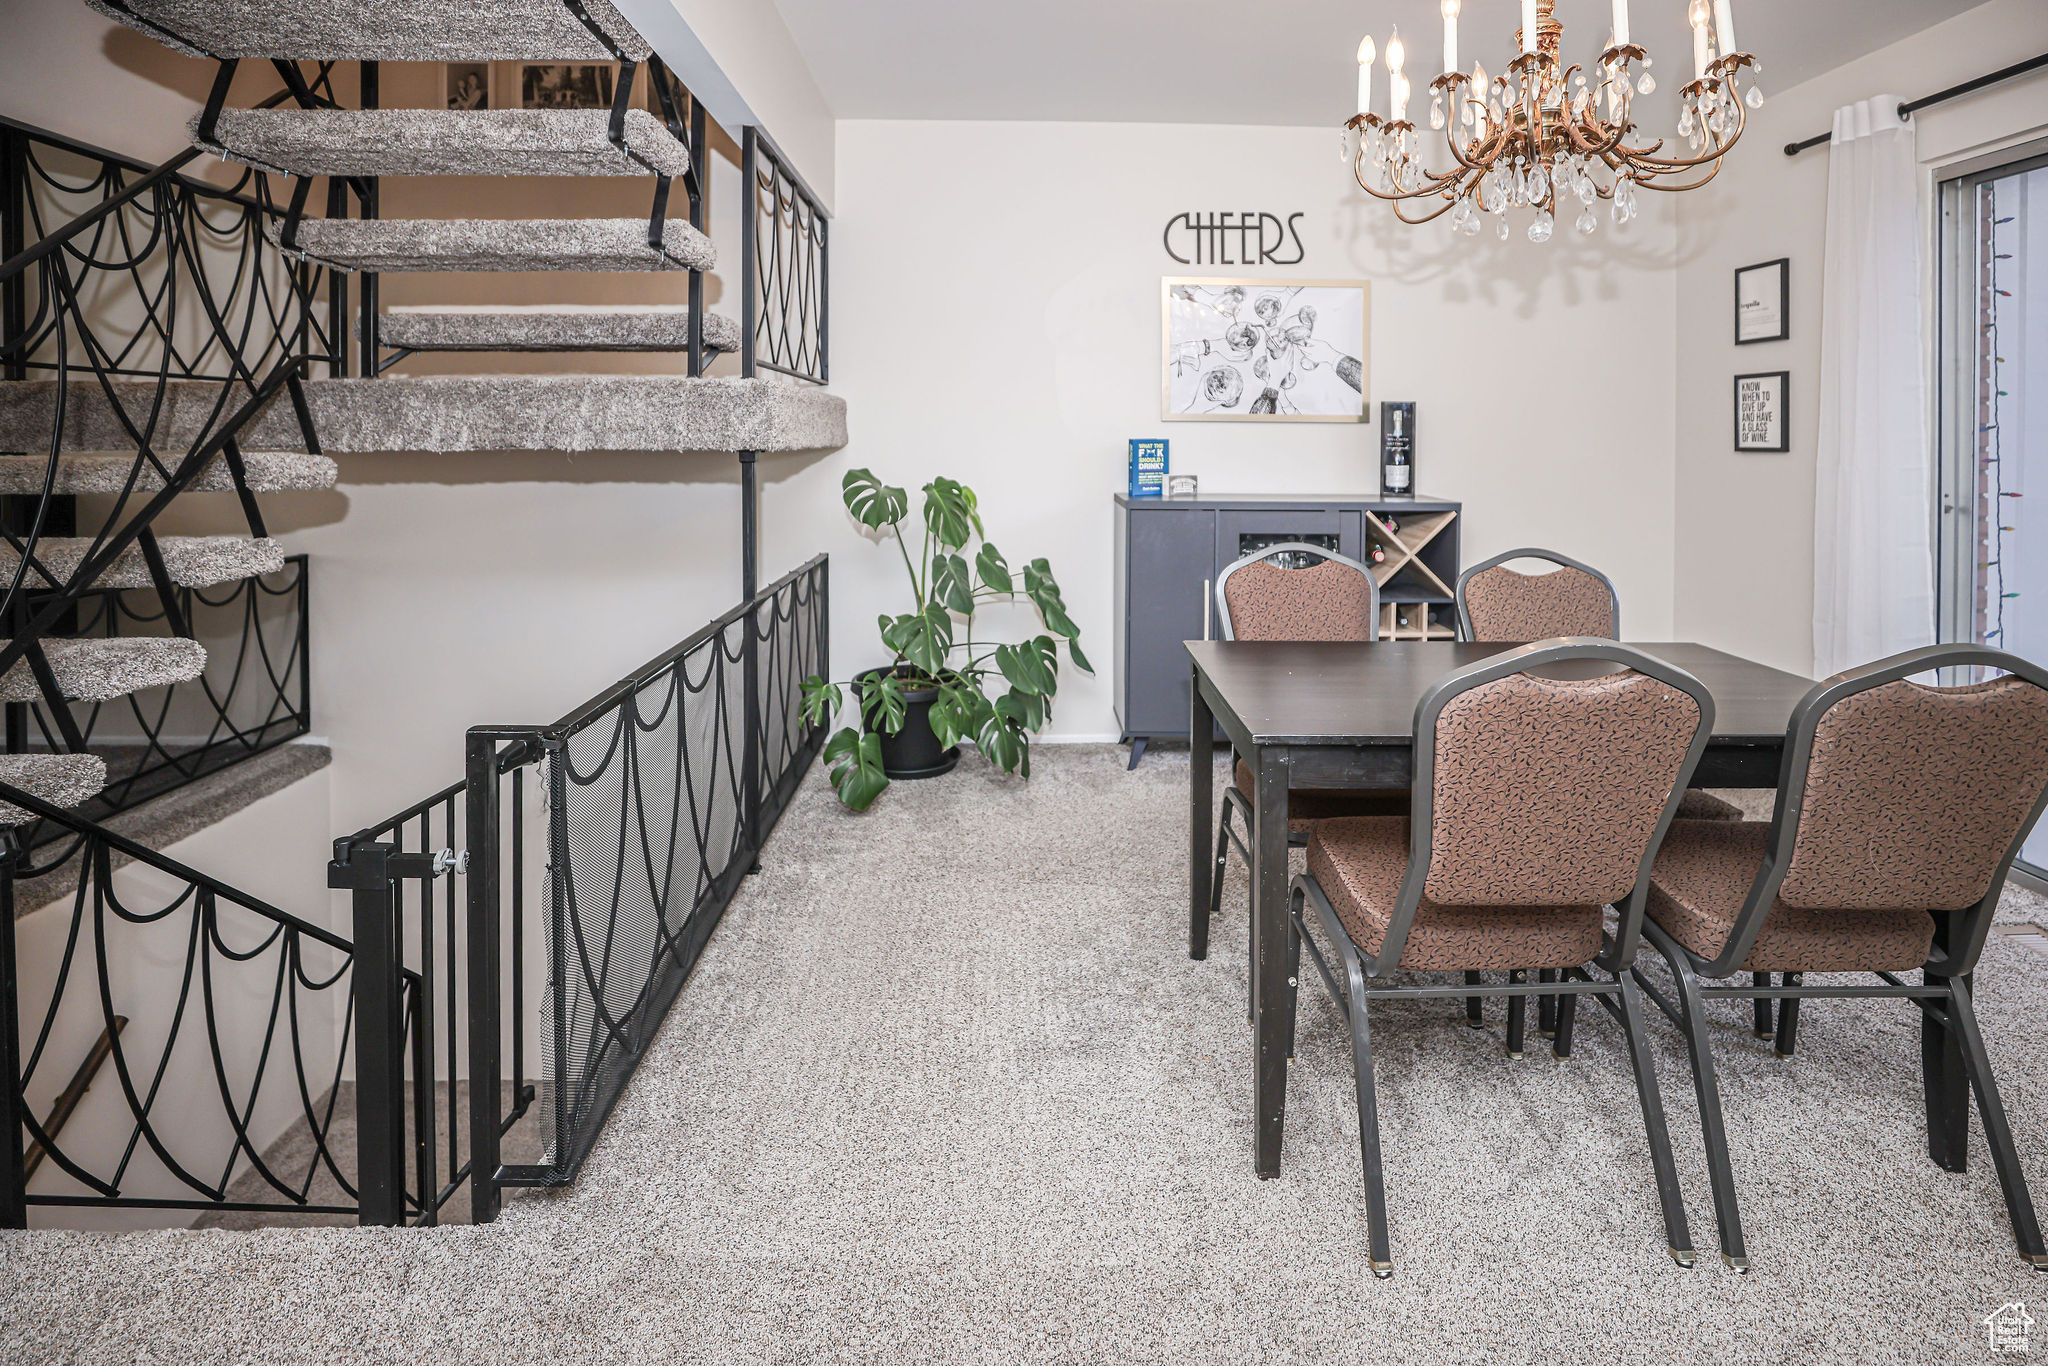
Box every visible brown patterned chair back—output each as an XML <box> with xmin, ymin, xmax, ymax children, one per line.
<box><xmin>1220</xmin><ymin>556</ymin><xmax>1378</xmax><ymax>642</ymax></box>
<box><xmin>1460</xmin><ymin>558</ymin><xmax>1617</xmax><ymax>641</ymax></box>
<box><xmin>1423</xmin><ymin>668</ymin><xmax>1702</xmax><ymax>906</ymax></box>
<box><xmin>1776</xmin><ymin>674</ymin><xmax>2048</xmax><ymax>912</ymax></box>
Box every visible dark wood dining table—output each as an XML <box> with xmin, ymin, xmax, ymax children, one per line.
<box><xmin>1185</xmin><ymin>640</ymin><xmax>1817</xmax><ymax>1179</ymax></box>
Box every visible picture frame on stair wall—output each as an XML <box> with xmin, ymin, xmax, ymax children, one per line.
<box><xmin>444</xmin><ymin>63</ymin><xmax>491</xmax><ymax>111</ymax></box>
<box><xmin>520</xmin><ymin>63</ymin><xmax>618</xmax><ymax>110</ymax></box>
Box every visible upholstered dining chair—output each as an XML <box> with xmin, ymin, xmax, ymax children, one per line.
<box><xmin>1455</xmin><ymin>547</ymin><xmax>1742</xmax><ymax>1033</ymax></box>
<box><xmin>1198</xmin><ymin>544</ymin><xmax>1404</xmax><ymax>981</ymax></box>
<box><xmin>1634</xmin><ymin>644</ymin><xmax>2048</xmax><ymax>1274</ymax></box>
<box><xmin>1290</xmin><ymin>639</ymin><xmax>1714</xmax><ymax>1277</ymax></box>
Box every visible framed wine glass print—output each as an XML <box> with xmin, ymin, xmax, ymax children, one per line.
<box><xmin>1734</xmin><ymin>371</ymin><xmax>1790</xmax><ymax>452</ymax></box>
<box><xmin>1735</xmin><ymin>258</ymin><xmax>1790</xmax><ymax>344</ymax></box>
<box><xmin>1163</xmin><ymin>279</ymin><xmax>1369</xmax><ymax>423</ymax></box>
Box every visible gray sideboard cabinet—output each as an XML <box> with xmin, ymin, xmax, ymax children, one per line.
<box><xmin>1111</xmin><ymin>491</ymin><xmax>1463</xmax><ymax>766</ymax></box>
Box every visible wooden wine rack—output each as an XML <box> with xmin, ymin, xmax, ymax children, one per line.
<box><xmin>1366</xmin><ymin>508</ymin><xmax>1460</xmax><ymax>640</ymax></box>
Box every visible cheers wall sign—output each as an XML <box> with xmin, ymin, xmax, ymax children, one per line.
<box><xmin>1163</xmin><ymin>212</ymin><xmax>1307</xmax><ymax>267</ymax></box>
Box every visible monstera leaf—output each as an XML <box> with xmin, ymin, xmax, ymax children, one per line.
<box><xmin>928</xmin><ymin>677</ymin><xmax>988</xmax><ymax>752</ymax></box>
<box><xmin>930</xmin><ymin>552</ymin><xmax>977</xmax><ymax>616</ymax></box>
<box><xmin>922</xmin><ymin>476</ymin><xmax>982</xmax><ymax>550</ymax></box>
<box><xmin>823</xmin><ymin>728</ymin><xmax>889</xmax><ymax>810</ymax></box>
<box><xmin>843</xmin><ymin>468</ymin><xmax>909</xmax><ymax>530</ymax></box>
<box><xmin>878</xmin><ymin>603</ymin><xmax>953</xmax><ymax>679</ymax></box>
<box><xmin>975</xmin><ymin>542</ymin><xmax>1013</xmax><ymax>594</ymax></box>
<box><xmin>799</xmin><ymin>676</ymin><xmax>844</xmax><ymax>727</ymax></box>
<box><xmin>856</xmin><ymin>671</ymin><xmax>908</xmax><ymax>735</ymax></box>
<box><xmin>994</xmin><ymin>635</ymin><xmax>1059</xmax><ymax>698</ymax></box>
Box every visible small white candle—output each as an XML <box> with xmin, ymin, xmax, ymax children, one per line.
<box><xmin>1441</xmin><ymin>0</ymin><xmax>1460</xmax><ymax>78</ymax></box>
<box><xmin>1469</xmin><ymin>60</ymin><xmax>1487</xmax><ymax>126</ymax></box>
<box><xmin>1392</xmin><ymin>72</ymin><xmax>1411</xmax><ymax>124</ymax></box>
<box><xmin>1611</xmin><ymin>0</ymin><xmax>1630</xmax><ymax>49</ymax></box>
<box><xmin>1522</xmin><ymin>0</ymin><xmax>1539</xmax><ymax>54</ymax></box>
<box><xmin>1357</xmin><ymin>34</ymin><xmax>1376</xmax><ymax>116</ymax></box>
<box><xmin>1690</xmin><ymin>0</ymin><xmax>1711</xmax><ymax>78</ymax></box>
<box><xmin>1713</xmin><ymin>0</ymin><xmax>1737</xmax><ymax>55</ymax></box>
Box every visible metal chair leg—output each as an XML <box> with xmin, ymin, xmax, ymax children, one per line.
<box><xmin>1616</xmin><ymin>973</ymin><xmax>1697</xmax><ymax>1268</ymax></box>
<box><xmin>1464</xmin><ymin>970</ymin><xmax>1483</xmax><ymax>1028</ymax></box>
<box><xmin>1552</xmin><ymin>989</ymin><xmax>1578</xmax><ymax>1058</ymax></box>
<box><xmin>1944</xmin><ymin>976</ymin><xmax>2048</xmax><ymax>1270</ymax></box>
<box><xmin>1505</xmin><ymin>969</ymin><xmax>1527</xmax><ymax>1057</ymax></box>
<box><xmin>1924</xmin><ymin>975</ymin><xmax>1970</xmax><ymax>1174</ymax></box>
<box><xmin>1537</xmin><ymin>968</ymin><xmax>1557</xmax><ymax>1037</ymax></box>
<box><xmin>1649</xmin><ymin>938</ymin><xmax>1749</xmax><ymax>1270</ymax></box>
<box><xmin>1773</xmin><ymin>972</ymin><xmax>1802</xmax><ymax>1058</ymax></box>
<box><xmin>1342</xmin><ymin>953</ymin><xmax>1395</xmax><ymax>1279</ymax></box>
<box><xmin>1751</xmin><ymin>972</ymin><xmax>1775</xmax><ymax>1038</ymax></box>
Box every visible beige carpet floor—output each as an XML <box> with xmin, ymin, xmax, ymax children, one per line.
<box><xmin>3</xmin><ymin>745</ymin><xmax>2046</xmax><ymax>1364</ymax></box>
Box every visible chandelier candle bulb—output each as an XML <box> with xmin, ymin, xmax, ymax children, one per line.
<box><xmin>1690</xmin><ymin>0</ymin><xmax>1711</xmax><ymax>78</ymax></box>
<box><xmin>1610</xmin><ymin>0</ymin><xmax>1629</xmax><ymax>50</ymax></box>
<box><xmin>1358</xmin><ymin>35</ymin><xmax>1375</xmax><ymax>117</ymax></box>
<box><xmin>1713</xmin><ymin>0</ymin><xmax>1736</xmax><ymax>56</ymax></box>
<box><xmin>1521</xmin><ymin>0</ymin><xmax>1538</xmax><ymax>54</ymax></box>
<box><xmin>1441</xmin><ymin>0</ymin><xmax>1460</xmax><ymax>78</ymax></box>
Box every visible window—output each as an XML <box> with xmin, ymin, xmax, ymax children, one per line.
<box><xmin>1937</xmin><ymin>144</ymin><xmax>2048</xmax><ymax>875</ymax></box>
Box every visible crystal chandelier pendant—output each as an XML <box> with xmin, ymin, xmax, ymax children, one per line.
<box><xmin>1497</xmin><ymin>217</ymin><xmax>1510</xmax><ymax>241</ymax></box>
<box><xmin>1528</xmin><ymin>211</ymin><xmax>1554</xmax><ymax>244</ymax></box>
<box><xmin>1747</xmin><ymin>85</ymin><xmax>1765</xmax><ymax>108</ymax></box>
<box><xmin>1430</xmin><ymin>92</ymin><xmax>1446</xmax><ymax>130</ymax></box>
<box><xmin>1638</xmin><ymin>72</ymin><xmax>1656</xmax><ymax>95</ymax></box>
<box><xmin>1576</xmin><ymin>204</ymin><xmax>1598</xmax><ymax>236</ymax></box>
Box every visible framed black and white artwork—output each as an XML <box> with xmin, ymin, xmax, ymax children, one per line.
<box><xmin>1162</xmin><ymin>278</ymin><xmax>1369</xmax><ymax>423</ymax></box>
<box><xmin>519</xmin><ymin>63</ymin><xmax>617</xmax><ymax>109</ymax></box>
<box><xmin>1735</xmin><ymin>258</ymin><xmax>1789</xmax><ymax>344</ymax></box>
<box><xmin>1734</xmin><ymin>371</ymin><xmax>1790</xmax><ymax>452</ymax></box>
<box><xmin>444</xmin><ymin>63</ymin><xmax>491</xmax><ymax>111</ymax></box>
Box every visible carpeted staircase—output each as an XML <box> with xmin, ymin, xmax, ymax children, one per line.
<box><xmin>0</xmin><ymin>0</ymin><xmax>846</xmax><ymax>828</ymax></box>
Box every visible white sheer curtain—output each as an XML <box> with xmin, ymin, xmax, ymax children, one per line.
<box><xmin>1813</xmin><ymin>96</ymin><xmax>1934</xmax><ymax>678</ymax></box>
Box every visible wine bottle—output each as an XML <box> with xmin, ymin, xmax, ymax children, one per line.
<box><xmin>1380</xmin><ymin>512</ymin><xmax>1401</xmax><ymax>536</ymax></box>
<box><xmin>1380</xmin><ymin>402</ymin><xmax>1416</xmax><ymax>499</ymax></box>
<box><xmin>1366</xmin><ymin>542</ymin><xmax>1388</xmax><ymax>565</ymax></box>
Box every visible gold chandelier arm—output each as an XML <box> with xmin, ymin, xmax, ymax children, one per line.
<box><xmin>1392</xmin><ymin>193</ymin><xmax>1460</xmax><ymax>226</ymax></box>
<box><xmin>1351</xmin><ymin>160</ymin><xmax>1464</xmax><ymax>204</ymax></box>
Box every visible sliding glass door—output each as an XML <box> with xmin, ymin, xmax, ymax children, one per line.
<box><xmin>1937</xmin><ymin>145</ymin><xmax>2048</xmax><ymax>874</ymax></box>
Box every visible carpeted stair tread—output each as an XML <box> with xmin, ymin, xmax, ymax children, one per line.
<box><xmin>0</xmin><ymin>451</ymin><xmax>336</xmax><ymax>495</ymax></box>
<box><xmin>0</xmin><ymin>637</ymin><xmax>207</xmax><ymax>703</ymax></box>
<box><xmin>84</xmin><ymin>0</ymin><xmax>649</xmax><ymax>62</ymax></box>
<box><xmin>195</xmin><ymin>109</ymin><xmax>692</xmax><ymax>179</ymax></box>
<box><xmin>2</xmin><ymin>378</ymin><xmax>846</xmax><ymax>455</ymax></box>
<box><xmin>0</xmin><ymin>536</ymin><xmax>286</xmax><ymax>591</ymax></box>
<box><xmin>375</xmin><ymin>306</ymin><xmax>742</xmax><ymax>354</ymax></box>
<box><xmin>0</xmin><ymin>754</ymin><xmax>106</xmax><ymax>825</ymax></box>
<box><xmin>268</xmin><ymin>218</ymin><xmax>716</xmax><ymax>274</ymax></box>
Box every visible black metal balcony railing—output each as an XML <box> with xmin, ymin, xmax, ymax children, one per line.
<box><xmin>330</xmin><ymin>555</ymin><xmax>828</xmax><ymax>1224</ymax></box>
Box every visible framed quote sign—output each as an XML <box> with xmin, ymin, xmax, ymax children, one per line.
<box><xmin>1734</xmin><ymin>371</ymin><xmax>1790</xmax><ymax>452</ymax></box>
<box><xmin>1735</xmin><ymin>258</ymin><xmax>1790</xmax><ymax>345</ymax></box>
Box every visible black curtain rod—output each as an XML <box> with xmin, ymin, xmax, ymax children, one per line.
<box><xmin>1783</xmin><ymin>51</ymin><xmax>2048</xmax><ymax>156</ymax></box>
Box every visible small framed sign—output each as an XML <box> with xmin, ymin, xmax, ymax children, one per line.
<box><xmin>1734</xmin><ymin>371</ymin><xmax>1790</xmax><ymax>452</ymax></box>
<box><xmin>1735</xmin><ymin>258</ymin><xmax>1789</xmax><ymax>344</ymax></box>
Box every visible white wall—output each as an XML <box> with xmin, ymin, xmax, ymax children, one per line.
<box><xmin>1673</xmin><ymin>0</ymin><xmax>2048</xmax><ymax>677</ymax></box>
<box><xmin>776</xmin><ymin>119</ymin><xmax>1684</xmax><ymax>739</ymax></box>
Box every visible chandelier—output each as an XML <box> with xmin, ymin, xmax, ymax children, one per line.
<box><xmin>1346</xmin><ymin>0</ymin><xmax>1763</xmax><ymax>241</ymax></box>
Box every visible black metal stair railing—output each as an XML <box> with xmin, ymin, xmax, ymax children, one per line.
<box><xmin>0</xmin><ymin>106</ymin><xmax>346</xmax><ymax>840</ymax></box>
<box><xmin>0</xmin><ymin>779</ymin><xmax>404</xmax><ymax>1226</ymax></box>
<box><xmin>10</xmin><ymin>555</ymin><xmax>312</xmax><ymax>866</ymax></box>
<box><xmin>330</xmin><ymin>555</ymin><xmax>829</xmax><ymax>1224</ymax></box>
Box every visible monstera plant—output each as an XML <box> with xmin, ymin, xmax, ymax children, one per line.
<box><xmin>800</xmin><ymin>469</ymin><xmax>1089</xmax><ymax>810</ymax></box>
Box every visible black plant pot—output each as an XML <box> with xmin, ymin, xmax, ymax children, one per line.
<box><xmin>856</xmin><ymin>667</ymin><xmax>961</xmax><ymax>779</ymax></box>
